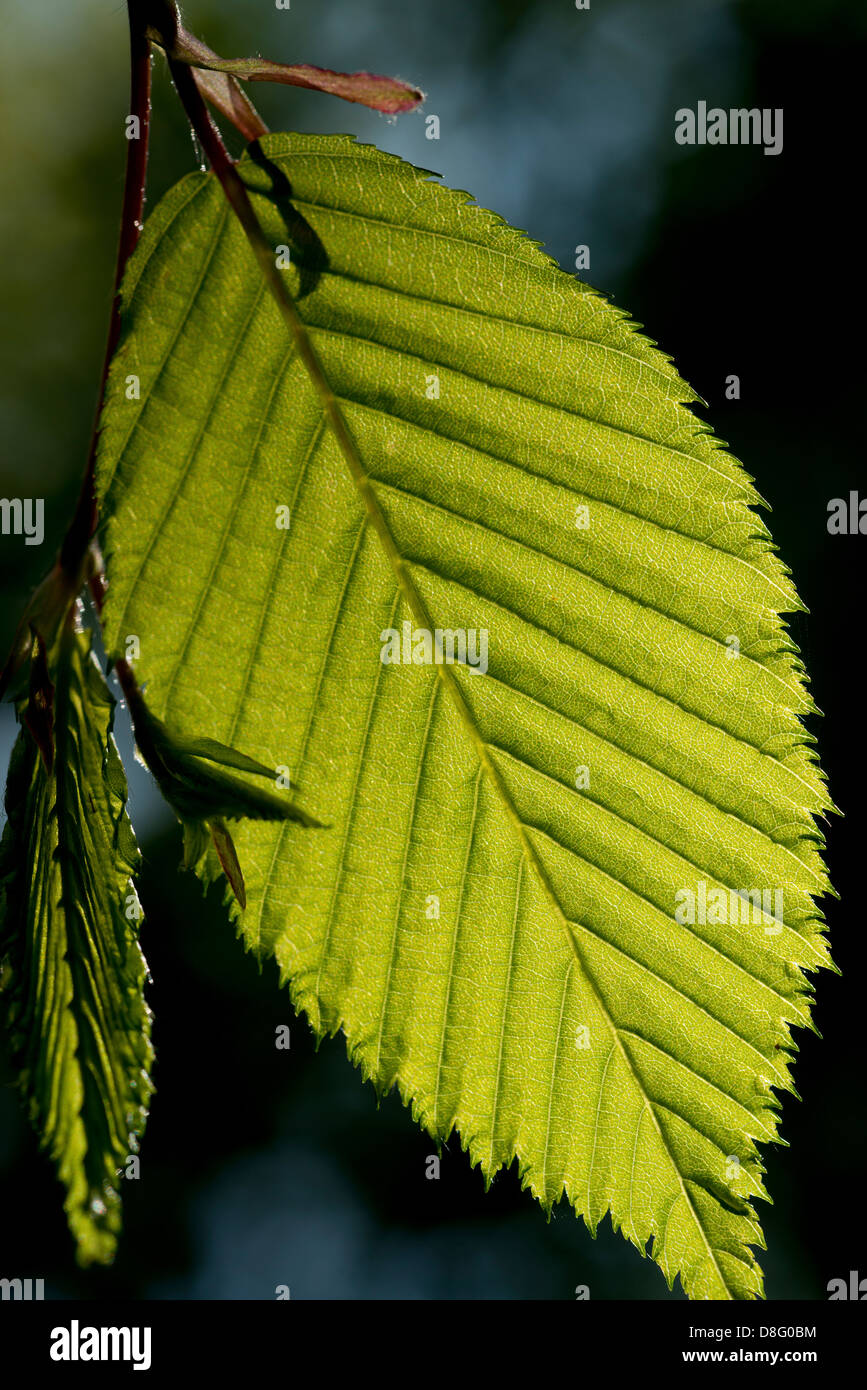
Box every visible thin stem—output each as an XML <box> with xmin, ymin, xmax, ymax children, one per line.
<box><xmin>60</xmin><ymin>4</ymin><xmax>152</xmax><ymax>583</ymax></box>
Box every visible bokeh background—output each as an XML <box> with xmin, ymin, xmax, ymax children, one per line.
<box><xmin>1</xmin><ymin>0</ymin><xmax>864</xmax><ymax>1299</ymax></box>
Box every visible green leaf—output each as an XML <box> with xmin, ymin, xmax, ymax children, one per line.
<box><xmin>124</xmin><ymin>683</ymin><xmax>323</xmax><ymax>906</ymax></box>
<box><xmin>125</xmin><ymin>684</ymin><xmax>321</xmax><ymax>824</ymax></box>
<box><xmin>0</xmin><ymin>625</ymin><xmax>153</xmax><ymax>1265</ymax></box>
<box><xmin>95</xmin><ymin>133</ymin><xmax>833</xmax><ymax>1299</ymax></box>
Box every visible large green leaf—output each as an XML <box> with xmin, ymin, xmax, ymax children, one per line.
<box><xmin>0</xmin><ymin>625</ymin><xmax>152</xmax><ymax>1265</ymax></box>
<box><xmin>95</xmin><ymin>132</ymin><xmax>832</xmax><ymax>1298</ymax></box>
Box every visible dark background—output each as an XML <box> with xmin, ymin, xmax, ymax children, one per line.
<box><xmin>0</xmin><ymin>0</ymin><xmax>863</xmax><ymax>1299</ymax></box>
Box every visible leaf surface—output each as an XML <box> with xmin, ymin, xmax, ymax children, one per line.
<box><xmin>95</xmin><ymin>133</ymin><xmax>832</xmax><ymax>1298</ymax></box>
<box><xmin>0</xmin><ymin>627</ymin><xmax>152</xmax><ymax>1265</ymax></box>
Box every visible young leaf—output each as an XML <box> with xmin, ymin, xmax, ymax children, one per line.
<box><xmin>124</xmin><ymin>684</ymin><xmax>323</xmax><ymax>905</ymax></box>
<box><xmin>125</xmin><ymin>683</ymin><xmax>321</xmax><ymax>826</ymax></box>
<box><xmin>151</xmin><ymin>12</ymin><xmax>424</xmax><ymax>114</ymax></box>
<box><xmin>0</xmin><ymin>625</ymin><xmax>153</xmax><ymax>1265</ymax></box>
<box><xmin>95</xmin><ymin>134</ymin><xmax>833</xmax><ymax>1299</ymax></box>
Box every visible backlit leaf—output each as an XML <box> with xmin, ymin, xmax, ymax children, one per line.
<box><xmin>0</xmin><ymin>624</ymin><xmax>152</xmax><ymax>1265</ymax></box>
<box><xmin>95</xmin><ymin>133</ymin><xmax>833</xmax><ymax>1298</ymax></box>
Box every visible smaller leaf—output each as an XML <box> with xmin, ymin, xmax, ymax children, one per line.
<box><xmin>0</xmin><ymin>624</ymin><xmax>152</xmax><ymax>1265</ymax></box>
<box><xmin>182</xmin><ymin>817</ymin><xmax>248</xmax><ymax>909</ymax></box>
<box><xmin>125</xmin><ymin>686</ymin><xmax>323</xmax><ymax>905</ymax></box>
<box><xmin>207</xmin><ymin>818</ymin><xmax>247</xmax><ymax>910</ymax></box>
<box><xmin>171</xmin><ymin>733</ymin><xmax>288</xmax><ymax>781</ymax></box>
<box><xmin>154</xmin><ymin>20</ymin><xmax>424</xmax><ymax>114</ymax></box>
